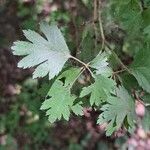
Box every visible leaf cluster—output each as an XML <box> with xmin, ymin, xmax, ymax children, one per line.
<box><xmin>11</xmin><ymin>0</ymin><xmax>150</xmax><ymax>136</ymax></box>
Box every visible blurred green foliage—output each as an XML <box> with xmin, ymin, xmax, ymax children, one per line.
<box><xmin>1</xmin><ymin>0</ymin><xmax>150</xmax><ymax>149</ymax></box>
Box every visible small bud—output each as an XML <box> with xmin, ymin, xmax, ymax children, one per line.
<box><xmin>137</xmin><ymin>128</ymin><xmax>147</xmax><ymax>139</ymax></box>
<box><xmin>135</xmin><ymin>101</ymin><xmax>145</xmax><ymax>117</ymax></box>
<box><xmin>128</xmin><ymin>138</ymin><xmax>138</xmax><ymax>147</ymax></box>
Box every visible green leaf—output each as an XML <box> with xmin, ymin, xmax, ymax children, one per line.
<box><xmin>122</xmin><ymin>11</ymin><xmax>142</xmax><ymax>35</ymax></box>
<box><xmin>131</xmin><ymin>46</ymin><xmax>150</xmax><ymax>93</ymax></box>
<box><xmin>144</xmin><ymin>25</ymin><xmax>150</xmax><ymax>40</ymax></box>
<box><xmin>142</xmin><ymin>7</ymin><xmax>150</xmax><ymax>26</ymax></box>
<box><xmin>112</xmin><ymin>0</ymin><xmax>142</xmax><ymax>37</ymax></box>
<box><xmin>58</xmin><ymin>67</ymin><xmax>81</xmax><ymax>87</ymax></box>
<box><xmin>142</xmin><ymin>107</ymin><xmax>150</xmax><ymax>131</ymax></box>
<box><xmin>80</xmin><ymin>24</ymin><xmax>96</xmax><ymax>63</ymax></box>
<box><xmin>90</xmin><ymin>52</ymin><xmax>112</xmax><ymax>77</ymax></box>
<box><xmin>41</xmin><ymin>80</ymin><xmax>83</xmax><ymax>123</ymax></box>
<box><xmin>80</xmin><ymin>75</ymin><xmax>116</xmax><ymax>106</ymax></box>
<box><xmin>97</xmin><ymin>87</ymin><xmax>135</xmax><ymax>136</ymax></box>
<box><xmin>120</xmin><ymin>73</ymin><xmax>139</xmax><ymax>91</ymax></box>
<box><xmin>71</xmin><ymin>102</ymin><xmax>83</xmax><ymax>116</ymax></box>
<box><xmin>11</xmin><ymin>22</ymin><xmax>70</xmax><ymax>80</ymax></box>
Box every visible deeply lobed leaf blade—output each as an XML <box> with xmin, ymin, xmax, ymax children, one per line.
<box><xmin>12</xmin><ymin>22</ymin><xmax>71</xmax><ymax>80</ymax></box>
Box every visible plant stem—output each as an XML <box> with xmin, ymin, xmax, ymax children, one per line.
<box><xmin>70</xmin><ymin>55</ymin><xmax>88</xmax><ymax>67</ymax></box>
<box><xmin>93</xmin><ymin>0</ymin><xmax>98</xmax><ymax>22</ymax></box>
<box><xmin>98</xmin><ymin>0</ymin><xmax>105</xmax><ymax>51</ymax></box>
<box><xmin>93</xmin><ymin>0</ymin><xmax>98</xmax><ymax>48</ymax></box>
<box><xmin>104</xmin><ymin>41</ymin><xmax>131</xmax><ymax>74</ymax></box>
<box><xmin>97</xmin><ymin>1</ymin><xmax>131</xmax><ymax>74</ymax></box>
<box><xmin>113</xmin><ymin>51</ymin><xmax>131</xmax><ymax>74</ymax></box>
<box><xmin>69</xmin><ymin>56</ymin><xmax>94</xmax><ymax>77</ymax></box>
<box><xmin>70</xmin><ymin>67</ymin><xmax>85</xmax><ymax>88</ymax></box>
<box><xmin>113</xmin><ymin>69</ymin><xmax>126</xmax><ymax>75</ymax></box>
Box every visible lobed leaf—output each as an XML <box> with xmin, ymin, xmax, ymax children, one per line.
<box><xmin>58</xmin><ymin>67</ymin><xmax>81</xmax><ymax>87</ymax></box>
<box><xmin>41</xmin><ymin>80</ymin><xmax>83</xmax><ymax>123</ymax></box>
<box><xmin>80</xmin><ymin>75</ymin><xmax>116</xmax><ymax>106</ymax></box>
<box><xmin>97</xmin><ymin>87</ymin><xmax>135</xmax><ymax>136</ymax></box>
<box><xmin>12</xmin><ymin>22</ymin><xmax>70</xmax><ymax>80</ymax></box>
<box><xmin>131</xmin><ymin>46</ymin><xmax>150</xmax><ymax>93</ymax></box>
<box><xmin>90</xmin><ymin>52</ymin><xmax>112</xmax><ymax>77</ymax></box>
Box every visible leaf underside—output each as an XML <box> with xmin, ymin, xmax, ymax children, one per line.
<box><xmin>97</xmin><ymin>87</ymin><xmax>135</xmax><ymax>136</ymax></box>
<box><xmin>11</xmin><ymin>22</ymin><xmax>70</xmax><ymax>80</ymax></box>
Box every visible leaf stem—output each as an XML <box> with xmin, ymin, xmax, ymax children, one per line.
<box><xmin>98</xmin><ymin>0</ymin><xmax>105</xmax><ymax>51</ymax></box>
<box><xmin>69</xmin><ymin>56</ymin><xmax>94</xmax><ymax>77</ymax></box>
<box><xmin>104</xmin><ymin>41</ymin><xmax>131</xmax><ymax>74</ymax></box>
<box><xmin>97</xmin><ymin>1</ymin><xmax>131</xmax><ymax>75</ymax></box>
<box><xmin>70</xmin><ymin>67</ymin><xmax>85</xmax><ymax>88</ymax></box>
<box><xmin>113</xmin><ymin>69</ymin><xmax>126</xmax><ymax>75</ymax></box>
<box><xmin>93</xmin><ymin>0</ymin><xmax>98</xmax><ymax>48</ymax></box>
